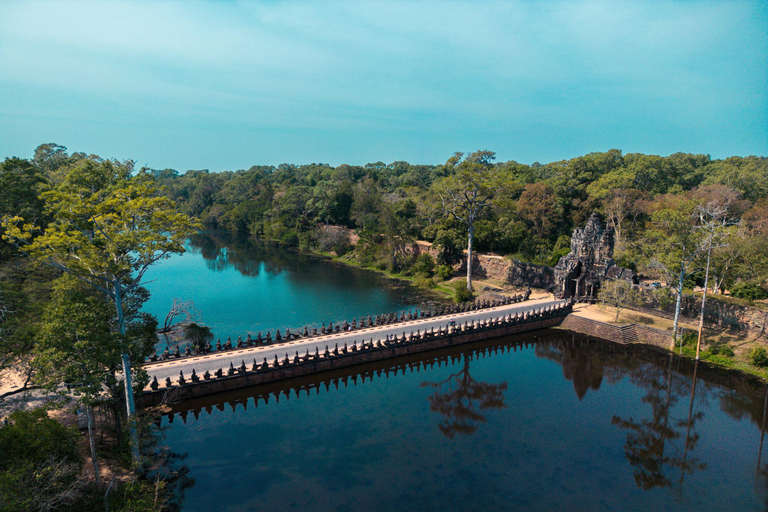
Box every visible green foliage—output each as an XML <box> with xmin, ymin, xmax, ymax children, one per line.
<box><xmin>708</xmin><ymin>343</ymin><xmax>735</xmax><ymax>358</ymax></box>
<box><xmin>680</xmin><ymin>330</ymin><xmax>698</xmax><ymax>347</ymax></box>
<box><xmin>0</xmin><ymin>409</ymin><xmax>83</xmax><ymax>512</ymax></box>
<box><xmin>731</xmin><ymin>281</ymin><xmax>768</xmax><ymax>301</ymax></box>
<box><xmin>436</xmin><ymin>264</ymin><xmax>454</xmax><ymax>281</ymax></box>
<box><xmin>34</xmin><ymin>275</ymin><xmax>129</xmax><ymax>400</ymax></box>
<box><xmin>413</xmin><ymin>276</ymin><xmax>437</xmax><ymax>289</ymax></box>
<box><xmin>750</xmin><ymin>347</ymin><xmax>768</xmax><ymax>367</ymax></box>
<box><xmin>452</xmin><ymin>279</ymin><xmax>474</xmax><ymax>303</ymax></box>
<box><xmin>411</xmin><ymin>253</ymin><xmax>435</xmax><ymax>277</ymax></box>
<box><xmin>184</xmin><ymin>322</ymin><xmax>213</xmax><ymax>353</ymax></box>
<box><xmin>548</xmin><ymin>235</ymin><xmax>571</xmax><ymax>266</ymax></box>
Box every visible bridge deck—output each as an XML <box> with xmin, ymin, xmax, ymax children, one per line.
<box><xmin>142</xmin><ymin>297</ymin><xmax>563</xmax><ymax>393</ymax></box>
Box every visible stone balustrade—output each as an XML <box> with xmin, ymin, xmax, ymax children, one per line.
<box><xmin>139</xmin><ymin>298</ymin><xmax>571</xmax><ymax>406</ymax></box>
<box><xmin>146</xmin><ymin>293</ymin><xmax>531</xmax><ymax>364</ymax></box>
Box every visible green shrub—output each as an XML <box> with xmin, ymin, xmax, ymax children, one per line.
<box><xmin>412</xmin><ymin>253</ymin><xmax>435</xmax><ymax>277</ymax></box>
<box><xmin>436</xmin><ymin>264</ymin><xmax>454</xmax><ymax>281</ymax></box>
<box><xmin>720</xmin><ymin>345</ymin><xmax>735</xmax><ymax>357</ymax></box>
<box><xmin>453</xmin><ymin>280</ymin><xmax>474</xmax><ymax>303</ymax></box>
<box><xmin>750</xmin><ymin>347</ymin><xmax>768</xmax><ymax>367</ymax></box>
<box><xmin>0</xmin><ymin>409</ymin><xmax>83</xmax><ymax>512</ymax></box>
<box><xmin>731</xmin><ymin>282</ymin><xmax>768</xmax><ymax>301</ymax></box>
<box><xmin>679</xmin><ymin>330</ymin><xmax>697</xmax><ymax>347</ymax></box>
<box><xmin>280</xmin><ymin>230</ymin><xmax>299</xmax><ymax>247</ymax></box>
<box><xmin>413</xmin><ymin>276</ymin><xmax>437</xmax><ymax>289</ymax></box>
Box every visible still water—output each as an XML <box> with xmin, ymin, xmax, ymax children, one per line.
<box><xmin>143</xmin><ymin>231</ymin><xmax>433</xmax><ymax>345</ymax></box>
<box><xmin>145</xmin><ymin>234</ymin><xmax>768</xmax><ymax>511</ymax></box>
<box><xmin>160</xmin><ymin>332</ymin><xmax>768</xmax><ymax>512</ymax></box>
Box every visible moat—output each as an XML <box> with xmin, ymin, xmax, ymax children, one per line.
<box><xmin>144</xmin><ymin>233</ymin><xmax>768</xmax><ymax>511</ymax></box>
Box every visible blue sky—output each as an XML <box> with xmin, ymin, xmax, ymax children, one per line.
<box><xmin>0</xmin><ymin>1</ymin><xmax>765</xmax><ymax>171</ymax></box>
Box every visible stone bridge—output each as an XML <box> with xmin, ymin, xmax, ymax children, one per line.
<box><xmin>137</xmin><ymin>295</ymin><xmax>572</xmax><ymax>408</ymax></box>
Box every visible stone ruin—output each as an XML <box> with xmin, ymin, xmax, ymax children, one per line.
<box><xmin>554</xmin><ymin>212</ymin><xmax>637</xmax><ymax>301</ymax></box>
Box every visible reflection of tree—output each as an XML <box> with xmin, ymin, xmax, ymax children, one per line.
<box><xmin>420</xmin><ymin>355</ymin><xmax>508</xmax><ymax>439</ymax></box>
<box><xmin>611</xmin><ymin>355</ymin><xmax>706</xmax><ymax>490</ymax></box>
<box><xmin>143</xmin><ymin>413</ymin><xmax>195</xmax><ymax>511</ymax></box>
<box><xmin>188</xmin><ymin>231</ymin><xmax>300</xmax><ymax>276</ymax></box>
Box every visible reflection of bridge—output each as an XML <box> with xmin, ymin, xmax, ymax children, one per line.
<box><xmin>157</xmin><ymin>329</ymin><xmax>567</xmax><ymax>424</ymax></box>
<box><xmin>137</xmin><ymin>297</ymin><xmax>571</xmax><ymax>407</ymax></box>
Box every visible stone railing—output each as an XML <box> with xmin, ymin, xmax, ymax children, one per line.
<box><xmin>144</xmin><ymin>298</ymin><xmax>571</xmax><ymax>398</ymax></box>
<box><xmin>146</xmin><ymin>292</ymin><xmax>531</xmax><ymax>364</ymax></box>
<box><xmin>163</xmin><ymin>337</ymin><xmax>545</xmax><ymax>424</ymax></box>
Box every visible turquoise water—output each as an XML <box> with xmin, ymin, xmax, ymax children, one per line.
<box><xmin>142</xmin><ymin>232</ymin><xmax>433</xmax><ymax>346</ymax></box>
<box><xmin>160</xmin><ymin>332</ymin><xmax>768</xmax><ymax>512</ymax></box>
<box><xmin>144</xmin><ymin>237</ymin><xmax>768</xmax><ymax>511</ymax></box>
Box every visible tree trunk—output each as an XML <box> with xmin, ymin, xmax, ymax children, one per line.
<box><xmin>696</xmin><ymin>239</ymin><xmax>713</xmax><ymax>360</ymax></box>
<box><xmin>85</xmin><ymin>404</ymin><xmax>101</xmax><ymax>489</ymax></box>
<box><xmin>672</xmin><ymin>267</ymin><xmax>685</xmax><ymax>352</ymax></box>
<box><xmin>466</xmin><ymin>223</ymin><xmax>474</xmax><ymax>291</ymax></box>
<box><xmin>114</xmin><ymin>283</ymin><xmax>141</xmax><ymax>467</ymax></box>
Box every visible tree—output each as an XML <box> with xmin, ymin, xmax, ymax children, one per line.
<box><xmin>0</xmin><ymin>409</ymin><xmax>85</xmax><ymax>512</ymax></box>
<box><xmin>516</xmin><ymin>182</ymin><xmax>560</xmax><ymax>238</ymax></box>
<box><xmin>642</xmin><ymin>193</ymin><xmax>704</xmax><ymax>350</ymax></box>
<box><xmin>434</xmin><ymin>151</ymin><xmax>505</xmax><ymax>291</ymax></box>
<box><xmin>598</xmin><ymin>279</ymin><xmax>639</xmax><ymax>322</ymax></box>
<box><xmin>690</xmin><ymin>185</ymin><xmax>743</xmax><ymax>359</ymax></box>
<box><xmin>184</xmin><ymin>323</ymin><xmax>213</xmax><ymax>353</ymax></box>
<box><xmin>33</xmin><ymin>275</ymin><xmax>154</xmax><ymax>487</ymax></box>
<box><xmin>0</xmin><ymin>158</ymin><xmax>49</xmax><ymax>261</ymax></box>
<box><xmin>2</xmin><ymin>160</ymin><xmax>199</xmax><ymax>466</ymax></box>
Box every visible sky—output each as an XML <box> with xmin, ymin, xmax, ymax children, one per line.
<box><xmin>0</xmin><ymin>0</ymin><xmax>766</xmax><ymax>172</ymax></box>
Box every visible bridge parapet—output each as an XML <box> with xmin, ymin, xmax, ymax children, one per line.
<box><xmin>146</xmin><ymin>292</ymin><xmax>531</xmax><ymax>365</ymax></box>
<box><xmin>138</xmin><ymin>298</ymin><xmax>571</xmax><ymax>408</ymax></box>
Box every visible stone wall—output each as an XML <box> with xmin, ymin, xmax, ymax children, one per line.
<box><xmin>634</xmin><ymin>289</ymin><xmax>768</xmax><ymax>335</ymax></box>
<box><xmin>559</xmin><ymin>315</ymin><xmax>671</xmax><ymax>350</ymax></box>
<box><xmin>411</xmin><ymin>240</ymin><xmax>555</xmax><ymax>290</ymax></box>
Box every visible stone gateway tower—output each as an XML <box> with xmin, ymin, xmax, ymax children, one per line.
<box><xmin>554</xmin><ymin>213</ymin><xmax>637</xmax><ymax>301</ymax></box>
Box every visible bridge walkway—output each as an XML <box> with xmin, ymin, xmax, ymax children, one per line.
<box><xmin>143</xmin><ymin>297</ymin><xmax>563</xmax><ymax>391</ymax></box>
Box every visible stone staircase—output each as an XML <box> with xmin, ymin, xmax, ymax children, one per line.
<box><xmin>619</xmin><ymin>324</ymin><xmax>638</xmax><ymax>344</ymax></box>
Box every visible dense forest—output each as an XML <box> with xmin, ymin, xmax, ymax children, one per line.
<box><xmin>4</xmin><ymin>144</ymin><xmax>768</xmax><ymax>290</ymax></box>
<box><xmin>144</xmin><ymin>146</ymin><xmax>768</xmax><ymax>295</ymax></box>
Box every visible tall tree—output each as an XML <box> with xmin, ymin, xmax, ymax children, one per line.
<box><xmin>690</xmin><ymin>185</ymin><xmax>743</xmax><ymax>359</ymax></box>
<box><xmin>643</xmin><ymin>193</ymin><xmax>704</xmax><ymax>350</ymax></box>
<box><xmin>2</xmin><ymin>159</ymin><xmax>198</xmax><ymax>467</ymax></box>
<box><xmin>435</xmin><ymin>151</ymin><xmax>505</xmax><ymax>291</ymax></box>
<box><xmin>33</xmin><ymin>275</ymin><xmax>155</xmax><ymax>487</ymax></box>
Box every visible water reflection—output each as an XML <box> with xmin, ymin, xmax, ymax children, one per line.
<box><xmin>535</xmin><ymin>334</ymin><xmax>605</xmax><ymax>399</ymax></box>
<box><xmin>188</xmin><ymin>231</ymin><xmax>311</xmax><ymax>276</ymax></box>
<box><xmin>421</xmin><ymin>355</ymin><xmax>508</xmax><ymax>438</ymax></box>
<box><xmin>611</xmin><ymin>355</ymin><xmax>705</xmax><ymax>491</ymax></box>
<box><xmin>144</xmin><ymin>230</ymin><xmax>438</xmax><ymax>345</ymax></box>
<box><xmin>162</xmin><ymin>336</ymin><xmax>532</xmax><ymax>427</ymax></box>
<box><xmin>157</xmin><ymin>331</ymin><xmax>768</xmax><ymax>512</ymax></box>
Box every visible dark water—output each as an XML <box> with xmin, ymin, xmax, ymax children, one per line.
<box><xmin>142</xmin><ymin>231</ymin><xmax>434</xmax><ymax>345</ymax></box>
<box><xmin>159</xmin><ymin>331</ymin><xmax>768</xmax><ymax>512</ymax></box>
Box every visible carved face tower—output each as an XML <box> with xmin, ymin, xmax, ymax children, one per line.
<box><xmin>554</xmin><ymin>213</ymin><xmax>633</xmax><ymax>301</ymax></box>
